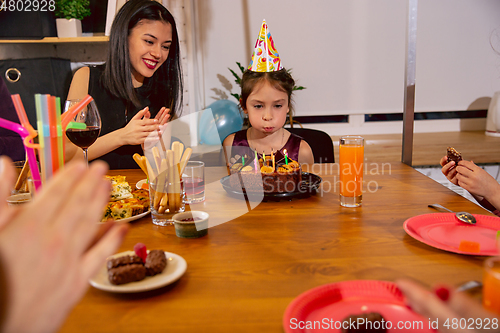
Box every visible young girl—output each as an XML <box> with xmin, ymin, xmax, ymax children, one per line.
<box><xmin>223</xmin><ymin>21</ymin><xmax>314</xmax><ymax>166</ymax></box>
<box><xmin>65</xmin><ymin>0</ymin><xmax>182</xmax><ymax>169</ymax></box>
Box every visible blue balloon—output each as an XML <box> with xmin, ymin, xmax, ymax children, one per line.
<box><xmin>199</xmin><ymin>100</ymin><xmax>243</xmax><ymax>145</ymax></box>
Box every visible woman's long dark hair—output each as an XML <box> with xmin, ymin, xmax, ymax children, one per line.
<box><xmin>104</xmin><ymin>0</ymin><xmax>183</xmax><ymax>118</ymax></box>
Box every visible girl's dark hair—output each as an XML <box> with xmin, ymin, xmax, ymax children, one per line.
<box><xmin>104</xmin><ymin>0</ymin><xmax>183</xmax><ymax>118</ymax></box>
<box><xmin>240</xmin><ymin>69</ymin><xmax>295</xmax><ymax>116</ymax></box>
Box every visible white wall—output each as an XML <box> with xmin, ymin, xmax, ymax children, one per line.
<box><xmin>195</xmin><ymin>0</ymin><xmax>500</xmax><ymax>134</ymax></box>
<box><xmin>3</xmin><ymin>0</ymin><xmax>500</xmax><ymax>136</ymax></box>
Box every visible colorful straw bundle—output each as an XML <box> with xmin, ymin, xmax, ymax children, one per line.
<box><xmin>0</xmin><ymin>94</ymin><xmax>94</xmax><ymax>191</ymax></box>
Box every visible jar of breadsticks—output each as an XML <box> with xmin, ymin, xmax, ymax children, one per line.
<box><xmin>141</xmin><ymin>141</ymin><xmax>191</xmax><ymax>226</ymax></box>
<box><xmin>150</xmin><ymin>177</ymin><xmax>185</xmax><ymax>226</ymax></box>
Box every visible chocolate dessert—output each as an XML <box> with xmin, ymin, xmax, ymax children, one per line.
<box><xmin>341</xmin><ymin>312</ymin><xmax>387</xmax><ymax>332</ymax></box>
<box><xmin>108</xmin><ymin>264</ymin><xmax>146</xmax><ymax>285</ymax></box>
<box><xmin>107</xmin><ymin>255</ymin><xmax>143</xmax><ymax>270</ymax></box>
<box><xmin>145</xmin><ymin>250</ymin><xmax>167</xmax><ymax>276</ymax></box>
<box><xmin>447</xmin><ymin>147</ymin><xmax>462</xmax><ymax>165</ymax></box>
<box><xmin>106</xmin><ymin>247</ymin><xmax>167</xmax><ymax>285</ymax></box>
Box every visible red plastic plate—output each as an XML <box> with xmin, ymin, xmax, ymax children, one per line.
<box><xmin>404</xmin><ymin>213</ymin><xmax>500</xmax><ymax>256</ymax></box>
<box><xmin>283</xmin><ymin>280</ymin><xmax>432</xmax><ymax>332</ymax></box>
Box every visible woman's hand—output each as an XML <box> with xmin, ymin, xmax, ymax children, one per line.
<box><xmin>155</xmin><ymin>107</ymin><xmax>171</xmax><ymax>125</ymax></box>
<box><xmin>440</xmin><ymin>156</ymin><xmax>459</xmax><ymax>186</ymax></box>
<box><xmin>119</xmin><ymin>107</ymin><xmax>160</xmax><ymax>146</ymax></box>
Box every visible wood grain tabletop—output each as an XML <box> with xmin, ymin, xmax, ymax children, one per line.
<box><xmin>59</xmin><ymin>162</ymin><xmax>497</xmax><ymax>333</ymax></box>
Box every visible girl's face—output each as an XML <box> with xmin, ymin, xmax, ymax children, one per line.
<box><xmin>128</xmin><ymin>19</ymin><xmax>172</xmax><ymax>87</ymax></box>
<box><xmin>244</xmin><ymin>80</ymin><xmax>289</xmax><ymax>135</ymax></box>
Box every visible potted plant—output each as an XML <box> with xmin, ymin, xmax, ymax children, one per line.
<box><xmin>54</xmin><ymin>0</ymin><xmax>91</xmax><ymax>38</ymax></box>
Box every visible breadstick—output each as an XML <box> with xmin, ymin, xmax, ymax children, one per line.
<box><xmin>14</xmin><ymin>160</ymin><xmax>30</xmax><ymax>191</ymax></box>
<box><xmin>167</xmin><ymin>150</ymin><xmax>175</xmax><ymax>212</ymax></box>
<box><xmin>160</xmin><ymin>192</ymin><xmax>168</xmax><ymax>207</ymax></box>
<box><xmin>179</xmin><ymin>147</ymin><xmax>192</xmax><ymax>175</ymax></box>
<box><xmin>144</xmin><ymin>157</ymin><xmax>156</xmax><ymax>180</ymax></box>
<box><xmin>133</xmin><ymin>154</ymin><xmax>148</xmax><ymax>177</ymax></box>
<box><xmin>153</xmin><ymin>159</ymin><xmax>167</xmax><ymax>210</ymax></box>
<box><xmin>173</xmin><ymin>157</ymin><xmax>181</xmax><ymax>211</ymax></box>
<box><xmin>152</xmin><ymin>146</ymin><xmax>162</xmax><ymax>174</ymax></box>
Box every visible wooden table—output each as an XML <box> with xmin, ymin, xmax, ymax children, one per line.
<box><xmin>331</xmin><ymin>131</ymin><xmax>500</xmax><ymax>167</ymax></box>
<box><xmin>60</xmin><ymin>163</ymin><xmax>496</xmax><ymax>333</ymax></box>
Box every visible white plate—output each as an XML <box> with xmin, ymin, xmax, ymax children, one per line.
<box><xmin>136</xmin><ymin>179</ymin><xmax>148</xmax><ymax>190</ymax></box>
<box><xmin>100</xmin><ymin>209</ymin><xmax>151</xmax><ymax>224</ymax></box>
<box><xmin>89</xmin><ymin>251</ymin><xmax>187</xmax><ymax>293</ymax></box>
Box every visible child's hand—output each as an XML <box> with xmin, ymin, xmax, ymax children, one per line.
<box><xmin>456</xmin><ymin>160</ymin><xmax>500</xmax><ymax>202</ymax></box>
<box><xmin>120</xmin><ymin>107</ymin><xmax>160</xmax><ymax>146</ymax></box>
<box><xmin>440</xmin><ymin>155</ymin><xmax>459</xmax><ymax>186</ymax></box>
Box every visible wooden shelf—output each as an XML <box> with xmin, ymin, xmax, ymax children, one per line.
<box><xmin>0</xmin><ymin>36</ymin><xmax>109</xmax><ymax>44</ymax></box>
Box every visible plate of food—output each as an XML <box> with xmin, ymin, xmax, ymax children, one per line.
<box><xmin>223</xmin><ymin>151</ymin><xmax>322</xmax><ymax>201</ymax></box>
<box><xmin>100</xmin><ymin>176</ymin><xmax>150</xmax><ymax>223</ymax></box>
<box><xmin>89</xmin><ymin>247</ymin><xmax>187</xmax><ymax>293</ymax></box>
<box><xmin>220</xmin><ymin>172</ymin><xmax>322</xmax><ymax>201</ymax></box>
<box><xmin>404</xmin><ymin>213</ymin><xmax>500</xmax><ymax>256</ymax></box>
<box><xmin>283</xmin><ymin>280</ymin><xmax>432</xmax><ymax>333</ymax></box>
<box><xmin>136</xmin><ymin>179</ymin><xmax>149</xmax><ymax>190</ymax></box>
<box><xmin>104</xmin><ymin>209</ymin><xmax>150</xmax><ymax>224</ymax></box>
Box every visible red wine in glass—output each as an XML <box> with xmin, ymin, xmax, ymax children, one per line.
<box><xmin>66</xmin><ymin>126</ymin><xmax>100</xmax><ymax>149</ymax></box>
<box><xmin>64</xmin><ymin>99</ymin><xmax>101</xmax><ymax>165</ymax></box>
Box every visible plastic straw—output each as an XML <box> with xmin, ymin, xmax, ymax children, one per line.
<box><xmin>35</xmin><ymin>94</ymin><xmax>49</xmax><ymax>183</ymax></box>
<box><xmin>0</xmin><ymin>117</ymin><xmax>41</xmax><ymax>190</ymax></box>
<box><xmin>61</xmin><ymin>95</ymin><xmax>93</xmax><ymax>130</ymax></box>
<box><xmin>55</xmin><ymin>97</ymin><xmax>64</xmax><ymax>170</ymax></box>
<box><xmin>48</xmin><ymin>95</ymin><xmax>59</xmax><ymax>174</ymax></box>
<box><xmin>11</xmin><ymin>95</ymin><xmax>39</xmax><ymax>149</ymax></box>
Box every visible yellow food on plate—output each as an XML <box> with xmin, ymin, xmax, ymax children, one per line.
<box><xmin>106</xmin><ymin>175</ymin><xmax>133</xmax><ymax>201</ymax></box>
<box><xmin>101</xmin><ymin>177</ymin><xmax>150</xmax><ymax>222</ymax></box>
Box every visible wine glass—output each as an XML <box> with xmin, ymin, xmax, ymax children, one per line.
<box><xmin>64</xmin><ymin>99</ymin><xmax>102</xmax><ymax>165</ymax></box>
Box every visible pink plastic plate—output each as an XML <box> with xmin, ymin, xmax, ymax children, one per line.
<box><xmin>283</xmin><ymin>280</ymin><xmax>432</xmax><ymax>332</ymax></box>
<box><xmin>404</xmin><ymin>213</ymin><xmax>500</xmax><ymax>256</ymax></box>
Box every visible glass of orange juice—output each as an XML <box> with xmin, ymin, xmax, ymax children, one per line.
<box><xmin>483</xmin><ymin>256</ymin><xmax>500</xmax><ymax>315</ymax></box>
<box><xmin>339</xmin><ymin>136</ymin><xmax>364</xmax><ymax>207</ymax></box>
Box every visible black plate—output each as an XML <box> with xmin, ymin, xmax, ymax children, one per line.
<box><xmin>220</xmin><ymin>172</ymin><xmax>322</xmax><ymax>201</ymax></box>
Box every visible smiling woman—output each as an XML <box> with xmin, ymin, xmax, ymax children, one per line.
<box><xmin>64</xmin><ymin>0</ymin><xmax>183</xmax><ymax>169</ymax></box>
<box><xmin>128</xmin><ymin>20</ymin><xmax>172</xmax><ymax>88</ymax></box>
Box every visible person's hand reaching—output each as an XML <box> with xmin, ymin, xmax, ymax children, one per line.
<box><xmin>397</xmin><ymin>279</ymin><xmax>499</xmax><ymax>333</ymax></box>
<box><xmin>0</xmin><ymin>157</ymin><xmax>128</xmax><ymax>333</ymax></box>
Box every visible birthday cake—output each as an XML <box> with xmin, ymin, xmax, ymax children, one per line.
<box><xmin>229</xmin><ymin>152</ymin><xmax>302</xmax><ymax>193</ymax></box>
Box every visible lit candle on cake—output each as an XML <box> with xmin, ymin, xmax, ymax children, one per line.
<box><xmin>284</xmin><ymin>149</ymin><xmax>288</xmax><ymax>165</ymax></box>
<box><xmin>254</xmin><ymin>150</ymin><xmax>259</xmax><ymax>172</ymax></box>
<box><xmin>271</xmin><ymin>149</ymin><xmax>275</xmax><ymax>170</ymax></box>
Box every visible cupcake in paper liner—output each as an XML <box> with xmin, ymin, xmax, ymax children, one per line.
<box><xmin>248</xmin><ymin>19</ymin><xmax>283</xmax><ymax>72</ymax></box>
